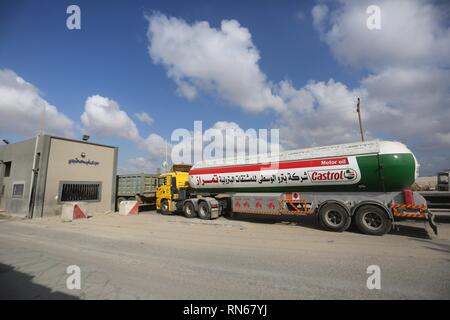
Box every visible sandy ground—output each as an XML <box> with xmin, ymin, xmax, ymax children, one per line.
<box><xmin>0</xmin><ymin>211</ymin><xmax>449</xmax><ymax>299</ymax></box>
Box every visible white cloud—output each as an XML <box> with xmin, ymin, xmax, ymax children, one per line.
<box><xmin>120</xmin><ymin>120</ymin><xmax>281</xmax><ymax>170</ymax></box>
<box><xmin>81</xmin><ymin>95</ymin><xmax>140</xmax><ymax>142</ymax></box>
<box><xmin>118</xmin><ymin>157</ymin><xmax>161</xmax><ymax>174</ymax></box>
<box><xmin>0</xmin><ymin>69</ymin><xmax>75</xmax><ymax>137</ymax></box>
<box><xmin>276</xmin><ymin>79</ymin><xmax>368</xmax><ymax>149</ymax></box>
<box><xmin>116</xmin><ymin>133</ymin><xmax>171</xmax><ymax>174</ymax></box>
<box><xmin>146</xmin><ymin>8</ymin><xmax>449</xmax><ymax>174</ymax></box>
<box><xmin>209</xmin><ymin>121</ymin><xmax>281</xmax><ymax>156</ymax></box>
<box><xmin>311</xmin><ymin>4</ymin><xmax>329</xmax><ymax>33</ymax></box>
<box><xmin>361</xmin><ymin>67</ymin><xmax>450</xmax><ymax>138</ymax></box>
<box><xmin>308</xmin><ymin>0</ymin><xmax>450</xmax><ymax>174</ymax></box>
<box><xmin>170</xmin><ymin>120</ymin><xmax>281</xmax><ymax>165</ymax></box>
<box><xmin>276</xmin><ymin>68</ymin><xmax>450</xmax><ymax>174</ymax></box>
<box><xmin>146</xmin><ymin>13</ymin><xmax>284</xmax><ymax>112</ymax></box>
<box><xmin>80</xmin><ymin>94</ymin><xmax>171</xmax><ymax>171</ymax></box>
<box><xmin>311</xmin><ymin>0</ymin><xmax>450</xmax><ymax>70</ymax></box>
<box><xmin>140</xmin><ymin>132</ymin><xmax>170</xmax><ymax>160</ymax></box>
<box><xmin>134</xmin><ymin>111</ymin><xmax>154</xmax><ymax>125</ymax></box>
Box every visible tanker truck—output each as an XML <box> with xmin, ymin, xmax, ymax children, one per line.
<box><xmin>155</xmin><ymin>140</ymin><xmax>437</xmax><ymax>236</ymax></box>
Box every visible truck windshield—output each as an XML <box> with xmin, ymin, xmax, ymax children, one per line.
<box><xmin>438</xmin><ymin>174</ymin><xmax>449</xmax><ymax>184</ymax></box>
<box><xmin>158</xmin><ymin>177</ymin><xmax>166</xmax><ymax>187</ymax></box>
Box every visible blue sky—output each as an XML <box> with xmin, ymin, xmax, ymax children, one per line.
<box><xmin>0</xmin><ymin>0</ymin><xmax>449</xmax><ymax>175</ymax></box>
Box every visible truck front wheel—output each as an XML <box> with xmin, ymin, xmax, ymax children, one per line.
<box><xmin>318</xmin><ymin>203</ymin><xmax>351</xmax><ymax>232</ymax></box>
<box><xmin>355</xmin><ymin>205</ymin><xmax>392</xmax><ymax>236</ymax></box>
<box><xmin>160</xmin><ymin>200</ymin><xmax>171</xmax><ymax>215</ymax></box>
<box><xmin>197</xmin><ymin>202</ymin><xmax>211</xmax><ymax>220</ymax></box>
<box><xmin>183</xmin><ymin>202</ymin><xmax>197</xmax><ymax>218</ymax></box>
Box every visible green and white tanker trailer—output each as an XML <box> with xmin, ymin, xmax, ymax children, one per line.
<box><xmin>157</xmin><ymin>140</ymin><xmax>437</xmax><ymax>236</ymax></box>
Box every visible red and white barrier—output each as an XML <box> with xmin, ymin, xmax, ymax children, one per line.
<box><xmin>119</xmin><ymin>200</ymin><xmax>139</xmax><ymax>216</ymax></box>
<box><xmin>61</xmin><ymin>202</ymin><xmax>88</xmax><ymax>222</ymax></box>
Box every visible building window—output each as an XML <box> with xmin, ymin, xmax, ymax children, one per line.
<box><xmin>3</xmin><ymin>161</ymin><xmax>11</xmax><ymax>177</ymax></box>
<box><xmin>12</xmin><ymin>182</ymin><xmax>25</xmax><ymax>198</ymax></box>
<box><xmin>59</xmin><ymin>182</ymin><xmax>102</xmax><ymax>202</ymax></box>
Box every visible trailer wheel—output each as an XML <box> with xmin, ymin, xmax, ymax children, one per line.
<box><xmin>183</xmin><ymin>202</ymin><xmax>197</xmax><ymax>218</ymax></box>
<box><xmin>160</xmin><ymin>200</ymin><xmax>171</xmax><ymax>215</ymax></box>
<box><xmin>318</xmin><ymin>203</ymin><xmax>351</xmax><ymax>232</ymax></box>
<box><xmin>197</xmin><ymin>202</ymin><xmax>211</xmax><ymax>220</ymax></box>
<box><xmin>355</xmin><ymin>205</ymin><xmax>392</xmax><ymax>236</ymax></box>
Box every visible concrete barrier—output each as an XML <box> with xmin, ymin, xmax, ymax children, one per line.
<box><xmin>119</xmin><ymin>200</ymin><xmax>139</xmax><ymax>216</ymax></box>
<box><xmin>61</xmin><ymin>202</ymin><xmax>88</xmax><ymax>222</ymax></box>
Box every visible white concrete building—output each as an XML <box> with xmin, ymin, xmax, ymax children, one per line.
<box><xmin>0</xmin><ymin>135</ymin><xmax>118</xmax><ymax>218</ymax></box>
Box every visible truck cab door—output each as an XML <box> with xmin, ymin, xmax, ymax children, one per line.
<box><xmin>170</xmin><ymin>176</ymin><xmax>178</xmax><ymax>199</ymax></box>
<box><xmin>156</xmin><ymin>176</ymin><xmax>169</xmax><ymax>208</ymax></box>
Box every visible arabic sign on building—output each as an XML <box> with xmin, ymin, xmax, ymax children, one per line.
<box><xmin>68</xmin><ymin>158</ymin><xmax>100</xmax><ymax>166</ymax></box>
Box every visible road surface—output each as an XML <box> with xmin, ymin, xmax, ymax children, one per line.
<box><xmin>0</xmin><ymin>211</ymin><xmax>449</xmax><ymax>299</ymax></box>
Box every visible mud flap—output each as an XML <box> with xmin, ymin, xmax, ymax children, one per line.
<box><xmin>211</xmin><ymin>207</ymin><xmax>219</xmax><ymax>219</ymax></box>
<box><xmin>427</xmin><ymin>211</ymin><xmax>438</xmax><ymax>236</ymax></box>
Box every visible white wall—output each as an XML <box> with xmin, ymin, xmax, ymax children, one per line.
<box><xmin>43</xmin><ymin>138</ymin><xmax>116</xmax><ymax>216</ymax></box>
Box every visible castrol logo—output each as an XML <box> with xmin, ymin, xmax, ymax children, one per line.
<box><xmin>309</xmin><ymin>168</ymin><xmax>357</xmax><ymax>182</ymax></box>
<box><xmin>343</xmin><ymin>169</ymin><xmax>356</xmax><ymax>180</ymax></box>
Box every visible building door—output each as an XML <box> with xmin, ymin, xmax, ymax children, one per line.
<box><xmin>0</xmin><ymin>184</ymin><xmax>4</xmax><ymax>210</ymax></box>
<box><xmin>0</xmin><ymin>162</ymin><xmax>9</xmax><ymax>211</ymax></box>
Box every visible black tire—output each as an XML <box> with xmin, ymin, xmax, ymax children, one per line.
<box><xmin>197</xmin><ymin>202</ymin><xmax>211</xmax><ymax>220</ymax></box>
<box><xmin>183</xmin><ymin>202</ymin><xmax>197</xmax><ymax>218</ymax></box>
<box><xmin>355</xmin><ymin>205</ymin><xmax>392</xmax><ymax>236</ymax></box>
<box><xmin>160</xmin><ymin>199</ymin><xmax>171</xmax><ymax>215</ymax></box>
<box><xmin>219</xmin><ymin>199</ymin><xmax>232</xmax><ymax>217</ymax></box>
<box><xmin>318</xmin><ymin>203</ymin><xmax>351</xmax><ymax>232</ymax></box>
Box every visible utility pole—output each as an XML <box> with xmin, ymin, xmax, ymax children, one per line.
<box><xmin>163</xmin><ymin>142</ymin><xmax>169</xmax><ymax>173</ymax></box>
<box><xmin>356</xmin><ymin>97</ymin><xmax>365</xmax><ymax>142</ymax></box>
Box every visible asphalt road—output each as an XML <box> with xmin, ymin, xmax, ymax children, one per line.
<box><xmin>0</xmin><ymin>211</ymin><xmax>449</xmax><ymax>299</ymax></box>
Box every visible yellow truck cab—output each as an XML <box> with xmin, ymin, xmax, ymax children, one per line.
<box><xmin>156</xmin><ymin>164</ymin><xmax>191</xmax><ymax>214</ymax></box>
<box><xmin>156</xmin><ymin>164</ymin><xmax>221</xmax><ymax>219</ymax></box>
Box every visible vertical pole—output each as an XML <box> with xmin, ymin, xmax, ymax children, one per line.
<box><xmin>357</xmin><ymin>97</ymin><xmax>365</xmax><ymax>142</ymax></box>
<box><xmin>28</xmin><ymin>135</ymin><xmax>39</xmax><ymax>218</ymax></box>
<box><xmin>165</xmin><ymin>142</ymin><xmax>168</xmax><ymax>173</ymax></box>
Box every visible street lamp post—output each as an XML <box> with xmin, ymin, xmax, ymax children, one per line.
<box><xmin>356</xmin><ymin>97</ymin><xmax>365</xmax><ymax>142</ymax></box>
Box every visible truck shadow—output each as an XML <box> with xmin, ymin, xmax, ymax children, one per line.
<box><xmin>0</xmin><ymin>263</ymin><xmax>79</xmax><ymax>300</ymax></box>
<box><xmin>387</xmin><ymin>224</ymin><xmax>431</xmax><ymax>239</ymax></box>
<box><xmin>413</xmin><ymin>239</ymin><xmax>450</xmax><ymax>254</ymax></box>
<box><xmin>223</xmin><ymin>213</ymin><xmax>323</xmax><ymax>231</ymax></box>
<box><xmin>346</xmin><ymin>221</ymin><xmax>433</xmax><ymax>239</ymax></box>
<box><xmin>223</xmin><ymin>214</ymin><xmax>434</xmax><ymax>239</ymax></box>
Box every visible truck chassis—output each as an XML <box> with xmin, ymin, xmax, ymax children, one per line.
<box><xmin>161</xmin><ymin>190</ymin><xmax>437</xmax><ymax>236</ymax></box>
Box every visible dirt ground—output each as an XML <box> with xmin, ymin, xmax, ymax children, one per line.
<box><xmin>0</xmin><ymin>211</ymin><xmax>449</xmax><ymax>299</ymax></box>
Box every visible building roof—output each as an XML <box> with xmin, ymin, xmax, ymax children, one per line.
<box><xmin>0</xmin><ymin>134</ymin><xmax>117</xmax><ymax>150</ymax></box>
